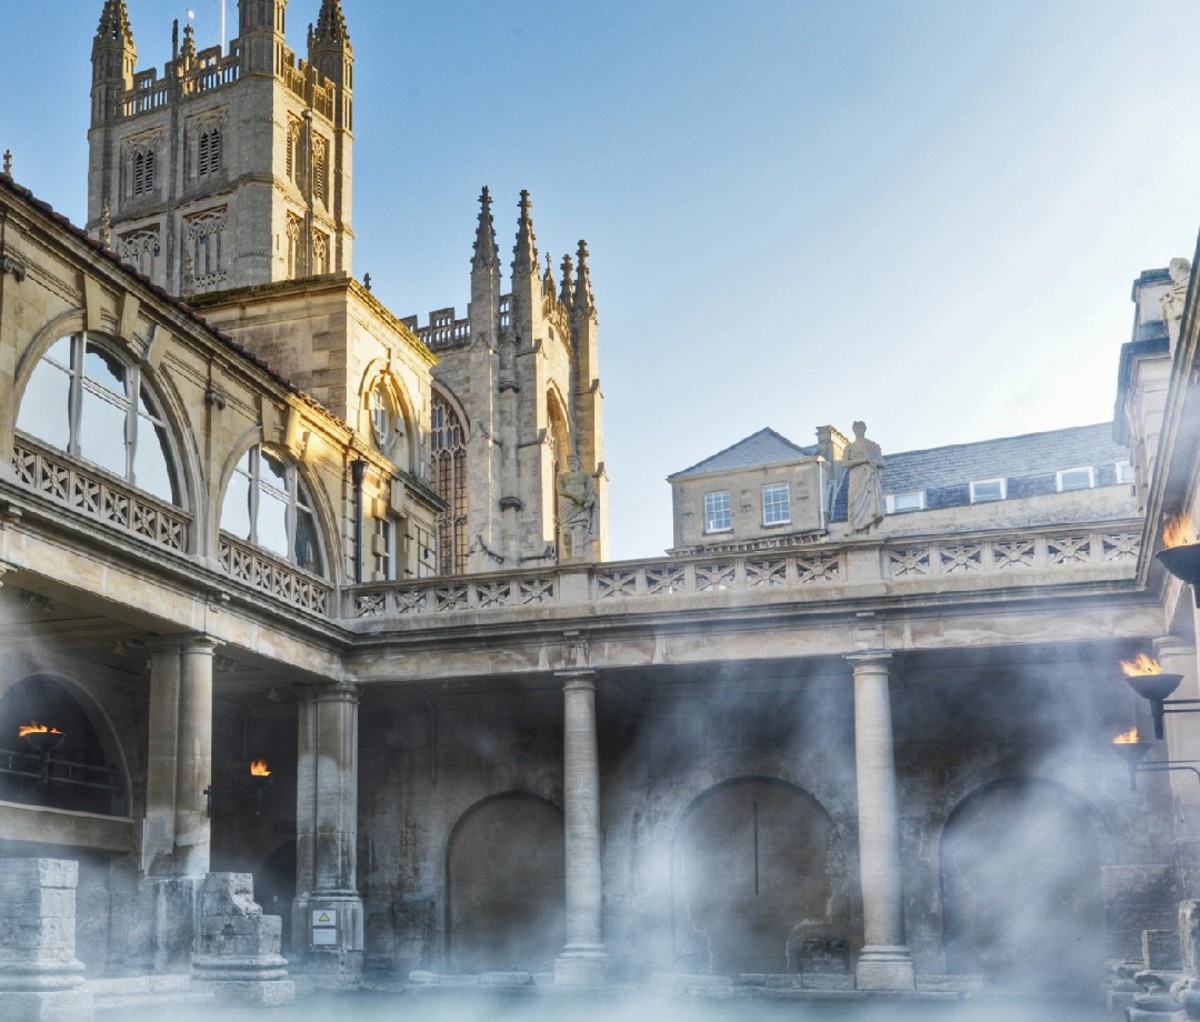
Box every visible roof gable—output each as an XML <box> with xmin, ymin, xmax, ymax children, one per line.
<box><xmin>670</xmin><ymin>427</ymin><xmax>817</xmax><ymax>480</ymax></box>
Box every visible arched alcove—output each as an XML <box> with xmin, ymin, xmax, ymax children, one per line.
<box><xmin>940</xmin><ymin>776</ymin><xmax>1106</xmax><ymax>990</ymax></box>
<box><xmin>0</xmin><ymin>675</ymin><xmax>127</xmax><ymax>816</ymax></box>
<box><xmin>445</xmin><ymin>792</ymin><xmax>564</xmax><ymax>973</ymax></box>
<box><xmin>671</xmin><ymin>776</ymin><xmax>848</xmax><ymax>976</ymax></box>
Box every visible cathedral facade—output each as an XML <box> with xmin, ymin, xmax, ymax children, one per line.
<box><xmin>0</xmin><ymin>1</ymin><xmax>1198</xmax><ymax>1014</ymax></box>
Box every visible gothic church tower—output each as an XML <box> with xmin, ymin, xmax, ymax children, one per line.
<box><xmin>87</xmin><ymin>0</ymin><xmax>354</xmax><ymax>296</ymax></box>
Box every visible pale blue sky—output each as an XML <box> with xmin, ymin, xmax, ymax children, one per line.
<box><xmin>4</xmin><ymin>1</ymin><xmax>1200</xmax><ymax>558</ymax></box>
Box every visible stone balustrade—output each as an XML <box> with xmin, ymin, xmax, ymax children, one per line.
<box><xmin>218</xmin><ymin>536</ymin><xmax>332</xmax><ymax>617</ymax></box>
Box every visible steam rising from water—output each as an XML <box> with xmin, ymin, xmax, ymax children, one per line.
<box><xmin>98</xmin><ymin>988</ymin><xmax>1107</xmax><ymax>1022</ymax></box>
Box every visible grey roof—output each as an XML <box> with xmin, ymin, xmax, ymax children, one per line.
<box><xmin>670</xmin><ymin>427</ymin><xmax>818</xmax><ymax>480</ymax></box>
<box><xmin>881</xmin><ymin>422</ymin><xmax>1128</xmax><ymax>493</ymax></box>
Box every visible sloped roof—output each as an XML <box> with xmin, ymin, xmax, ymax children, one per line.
<box><xmin>881</xmin><ymin>422</ymin><xmax>1127</xmax><ymax>493</ymax></box>
<box><xmin>670</xmin><ymin>427</ymin><xmax>818</xmax><ymax>480</ymax></box>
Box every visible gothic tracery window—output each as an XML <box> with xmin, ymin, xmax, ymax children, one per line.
<box><xmin>431</xmin><ymin>392</ymin><xmax>467</xmax><ymax>575</ymax></box>
<box><xmin>133</xmin><ymin>148</ymin><xmax>156</xmax><ymax>196</ymax></box>
<box><xmin>16</xmin><ymin>333</ymin><xmax>180</xmax><ymax>505</ymax></box>
<box><xmin>220</xmin><ymin>445</ymin><xmax>324</xmax><ymax>575</ymax></box>
<box><xmin>183</xmin><ymin>207</ymin><xmax>227</xmax><ymax>290</ymax></box>
<box><xmin>198</xmin><ymin>127</ymin><xmax>221</xmax><ymax>176</ymax></box>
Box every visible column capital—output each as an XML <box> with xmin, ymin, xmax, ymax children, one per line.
<box><xmin>299</xmin><ymin>679</ymin><xmax>361</xmax><ymax>705</ymax></box>
<box><xmin>557</xmin><ymin>668</ymin><xmax>598</xmax><ymax>692</ymax></box>
<box><xmin>143</xmin><ymin>633</ymin><xmax>221</xmax><ymax>655</ymax></box>
<box><xmin>846</xmin><ymin>650</ymin><xmax>893</xmax><ymax>668</ymax></box>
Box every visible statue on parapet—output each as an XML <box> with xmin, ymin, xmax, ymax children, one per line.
<box><xmin>557</xmin><ymin>454</ymin><xmax>598</xmax><ymax>563</ymax></box>
<box><xmin>844</xmin><ymin>420</ymin><xmax>884</xmax><ymax>534</ymax></box>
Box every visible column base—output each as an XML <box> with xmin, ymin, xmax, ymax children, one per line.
<box><xmin>554</xmin><ymin>944</ymin><xmax>609</xmax><ymax>986</ymax></box>
<box><xmin>855</xmin><ymin>945</ymin><xmax>915</xmax><ymax>991</ymax></box>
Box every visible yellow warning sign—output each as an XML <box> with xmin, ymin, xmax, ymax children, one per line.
<box><xmin>311</xmin><ymin>910</ymin><xmax>336</xmax><ymax>927</ymax></box>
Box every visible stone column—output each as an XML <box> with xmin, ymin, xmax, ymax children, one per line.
<box><xmin>847</xmin><ymin>651</ymin><xmax>915</xmax><ymax>991</ymax></box>
<box><xmin>0</xmin><ymin>859</ymin><xmax>91</xmax><ymax>1022</ymax></box>
<box><xmin>1156</xmin><ymin>637</ymin><xmax>1200</xmax><ymax>861</ymax></box>
<box><xmin>293</xmin><ymin>681</ymin><xmax>363</xmax><ymax>986</ymax></box>
<box><xmin>554</xmin><ymin>669</ymin><xmax>608</xmax><ymax>985</ymax></box>
<box><xmin>142</xmin><ymin>635</ymin><xmax>217</xmax><ymax>972</ymax></box>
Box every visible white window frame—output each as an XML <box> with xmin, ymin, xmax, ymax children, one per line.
<box><xmin>1115</xmin><ymin>462</ymin><xmax>1134</xmax><ymax>485</ymax></box>
<box><xmin>761</xmin><ymin>482</ymin><xmax>791</xmax><ymax>526</ymax></box>
<box><xmin>885</xmin><ymin>490</ymin><xmax>925</xmax><ymax>514</ymax></box>
<box><xmin>704</xmin><ymin>490</ymin><xmax>732</xmax><ymax>533</ymax></box>
<box><xmin>1056</xmin><ymin>466</ymin><xmax>1095</xmax><ymax>492</ymax></box>
<box><xmin>969</xmin><ymin>478</ymin><xmax>1006</xmax><ymax>503</ymax></box>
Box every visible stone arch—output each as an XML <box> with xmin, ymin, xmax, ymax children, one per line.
<box><xmin>939</xmin><ymin>775</ymin><xmax>1107</xmax><ymax>990</ymax></box>
<box><xmin>0</xmin><ymin>673</ymin><xmax>130</xmax><ymax>817</ymax></box>
<box><xmin>11</xmin><ymin>319</ymin><xmax>198</xmax><ymax>527</ymax></box>
<box><xmin>358</xmin><ymin>360</ymin><xmax>416</xmax><ymax>473</ymax></box>
<box><xmin>444</xmin><ymin>791</ymin><xmax>564</xmax><ymax>973</ymax></box>
<box><xmin>671</xmin><ymin>775</ymin><xmax>849</xmax><ymax>977</ymax></box>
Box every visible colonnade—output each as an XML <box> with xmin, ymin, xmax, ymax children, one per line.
<box><xmin>140</xmin><ymin>640</ymin><xmax>915</xmax><ymax>989</ymax></box>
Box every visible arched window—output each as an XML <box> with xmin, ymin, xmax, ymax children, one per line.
<box><xmin>198</xmin><ymin>127</ymin><xmax>221</xmax><ymax>176</ymax></box>
<box><xmin>16</xmin><ymin>332</ymin><xmax>180</xmax><ymax>505</ymax></box>
<box><xmin>431</xmin><ymin>392</ymin><xmax>467</xmax><ymax>575</ymax></box>
<box><xmin>220</xmin><ymin>445</ymin><xmax>324</xmax><ymax>575</ymax></box>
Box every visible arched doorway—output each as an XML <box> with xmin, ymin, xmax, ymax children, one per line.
<box><xmin>446</xmin><ymin>793</ymin><xmax>565</xmax><ymax>973</ymax></box>
<box><xmin>940</xmin><ymin>777</ymin><xmax>1106</xmax><ymax>990</ymax></box>
<box><xmin>672</xmin><ymin>777</ymin><xmax>848</xmax><ymax>976</ymax></box>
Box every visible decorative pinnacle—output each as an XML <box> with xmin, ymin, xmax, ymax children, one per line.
<box><xmin>559</xmin><ymin>253</ymin><xmax>574</xmax><ymax>307</ymax></box>
<box><xmin>95</xmin><ymin>0</ymin><xmax>134</xmax><ymax>48</ymax></box>
<box><xmin>573</xmin><ymin>239</ymin><xmax>594</xmax><ymax>313</ymax></box>
<box><xmin>512</xmin><ymin>190</ymin><xmax>538</xmax><ymax>279</ymax></box>
<box><xmin>314</xmin><ymin>0</ymin><xmax>351</xmax><ymax>45</ymax></box>
<box><xmin>2</xmin><ymin>150</ymin><xmax>11</xmax><ymax>177</ymax></box>
<box><xmin>472</xmin><ymin>186</ymin><xmax>498</xmax><ymax>272</ymax></box>
<box><xmin>181</xmin><ymin>21</ymin><xmax>196</xmax><ymax>59</ymax></box>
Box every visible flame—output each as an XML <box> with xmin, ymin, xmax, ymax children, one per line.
<box><xmin>1163</xmin><ymin>514</ymin><xmax>1198</xmax><ymax>549</ymax></box>
<box><xmin>249</xmin><ymin>759</ymin><xmax>271</xmax><ymax>777</ymax></box>
<box><xmin>1121</xmin><ymin>653</ymin><xmax>1163</xmax><ymax>677</ymax></box>
<box><xmin>18</xmin><ymin>721</ymin><xmax>61</xmax><ymax>738</ymax></box>
<box><xmin>1113</xmin><ymin>726</ymin><xmax>1140</xmax><ymax>744</ymax></box>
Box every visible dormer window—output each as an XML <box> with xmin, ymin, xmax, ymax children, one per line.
<box><xmin>886</xmin><ymin>491</ymin><xmax>925</xmax><ymax>514</ymax></box>
<box><xmin>1057</xmin><ymin>466</ymin><xmax>1095</xmax><ymax>492</ymax></box>
<box><xmin>704</xmin><ymin>491</ymin><xmax>732</xmax><ymax>533</ymax></box>
<box><xmin>969</xmin><ymin>478</ymin><xmax>1006</xmax><ymax>503</ymax></box>
<box><xmin>761</xmin><ymin>483</ymin><xmax>790</xmax><ymax>526</ymax></box>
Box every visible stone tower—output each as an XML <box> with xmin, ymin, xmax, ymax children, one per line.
<box><xmin>408</xmin><ymin>190</ymin><xmax>607</xmax><ymax>573</ymax></box>
<box><xmin>87</xmin><ymin>0</ymin><xmax>354</xmax><ymax>296</ymax></box>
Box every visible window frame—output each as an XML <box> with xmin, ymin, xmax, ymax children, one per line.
<box><xmin>1056</xmin><ymin>466</ymin><xmax>1095</xmax><ymax>492</ymax></box>
<box><xmin>704</xmin><ymin>490</ymin><xmax>732</xmax><ymax>534</ymax></box>
<box><xmin>1115</xmin><ymin>461</ymin><xmax>1135</xmax><ymax>485</ymax></box>
<box><xmin>969</xmin><ymin>478</ymin><xmax>1006</xmax><ymax>504</ymax></box>
<box><xmin>15</xmin><ymin>331</ymin><xmax>181</xmax><ymax>506</ymax></box>
<box><xmin>885</xmin><ymin>490</ymin><xmax>925</xmax><ymax>514</ymax></box>
<box><xmin>220</xmin><ymin>445</ymin><xmax>325</xmax><ymax>576</ymax></box>
<box><xmin>761</xmin><ymin>482</ymin><xmax>791</xmax><ymax>527</ymax></box>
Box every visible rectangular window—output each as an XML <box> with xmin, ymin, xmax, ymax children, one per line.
<box><xmin>1115</xmin><ymin>462</ymin><xmax>1134</xmax><ymax>485</ymax></box>
<box><xmin>762</xmin><ymin>483</ymin><xmax>790</xmax><ymax>526</ymax></box>
<box><xmin>704</xmin><ymin>490</ymin><xmax>732</xmax><ymax>533</ymax></box>
<box><xmin>885</xmin><ymin>491</ymin><xmax>925</xmax><ymax>514</ymax></box>
<box><xmin>1057</xmin><ymin>466</ymin><xmax>1095</xmax><ymax>492</ymax></box>
<box><xmin>969</xmin><ymin>478</ymin><xmax>1006</xmax><ymax>503</ymax></box>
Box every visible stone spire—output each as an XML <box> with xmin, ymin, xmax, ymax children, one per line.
<box><xmin>180</xmin><ymin>20</ymin><xmax>197</xmax><ymax>61</ymax></box>
<box><xmin>471</xmin><ymin>186</ymin><xmax>498</xmax><ymax>273</ymax></box>
<box><xmin>542</xmin><ymin>252</ymin><xmax>556</xmax><ymax>298</ymax></box>
<box><xmin>512</xmin><ymin>190</ymin><xmax>538</xmax><ymax>282</ymax></box>
<box><xmin>314</xmin><ymin>0</ymin><xmax>351</xmax><ymax>45</ymax></box>
<box><xmin>573</xmin><ymin>240</ymin><xmax>595</xmax><ymax>317</ymax></box>
<box><xmin>95</xmin><ymin>0</ymin><xmax>134</xmax><ymax>49</ymax></box>
<box><xmin>559</xmin><ymin>253</ymin><xmax>574</xmax><ymax>309</ymax></box>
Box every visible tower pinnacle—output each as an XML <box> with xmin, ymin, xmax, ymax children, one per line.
<box><xmin>512</xmin><ymin>190</ymin><xmax>538</xmax><ymax>280</ymax></box>
<box><xmin>95</xmin><ymin>0</ymin><xmax>134</xmax><ymax>49</ymax></box>
<box><xmin>574</xmin><ymin>240</ymin><xmax>595</xmax><ymax>316</ymax></box>
<box><xmin>314</xmin><ymin>0</ymin><xmax>351</xmax><ymax>45</ymax></box>
<box><xmin>472</xmin><ymin>186</ymin><xmax>498</xmax><ymax>272</ymax></box>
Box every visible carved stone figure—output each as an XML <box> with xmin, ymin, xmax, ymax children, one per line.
<box><xmin>1163</xmin><ymin>257</ymin><xmax>1192</xmax><ymax>346</ymax></box>
<box><xmin>844</xmin><ymin>421</ymin><xmax>884</xmax><ymax>534</ymax></box>
<box><xmin>557</xmin><ymin>455</ymin><xmax>598</xmax><ymax>562</ymax></box>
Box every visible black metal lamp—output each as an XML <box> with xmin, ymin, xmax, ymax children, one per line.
<box><xmin>19</xmin><ymin>723</ymin><xmax>65</xmax><ymax>784</ymax></box>
<box><xmin>204</xmin><ymin>759</ymin><xmax>272</xmax><ymax>816</ymax></box>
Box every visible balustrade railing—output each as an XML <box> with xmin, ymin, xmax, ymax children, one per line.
<box><xmin>218</xmin><ymin>535</ymin><xmax>332</xmax><ymax>617</ymax></box>
<box><xmin>346</xmin><ymin>525</ymin><xmax>1140</xmax><ymax>621</ymax></box>
<box><xmin>11</xmin><ymin>437</ymin><xmax>190</xmax><ymax>554</ymax></box>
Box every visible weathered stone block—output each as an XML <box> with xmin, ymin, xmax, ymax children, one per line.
<box><xmin>1104</xmin><ymin>865</ymin><xmax>1178</xmax><ymax>961</ymax></box>
<box><xmin>1145</xmin><ymin>929</ymin><xmax>1182</xmax><ymax>970</ymax></box>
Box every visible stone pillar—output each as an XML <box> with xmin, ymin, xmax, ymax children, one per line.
<box><xmin>847</xmin><ymin>651</ymin><xmax>915</xmax><ymax>991</ymax></box>
<box><xmin>293</xmin><ymin>681</ymin><xmax>363</xmax><ymax>986</ymax></box>
<box><xmin>0</xmin><ymin>859</ymin><xmax>91</xmax><ymax>1022</ymax></box>
<box><xmin>554</xmin><ymin>669</ymin><xmax>608</xmax><ymax>985</ymax></box>
<box><xmin>143</xmin><ymin>635</ymin><xmax>217</xmax><ymax>972</ymax></box>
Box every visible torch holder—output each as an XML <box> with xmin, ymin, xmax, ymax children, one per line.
<box><xmin>204</xmin><ymin>772</ymin><xmax>272</xmax><ymax>816</ymax></box>
<box><xmin>22</xmin><ymin>730</ymin><xmax>66</xmax><ymax>784</ymax></box>
<box><xmin>1111</xmin><ymin>740</ymin><xmax>1153</xmax><ymax>791</ymax></box>
<box><xmin>1157</xmin><ymin>545</ymin><xmax>1200</xmax><ymax>607</ymax></box>
<box><xmin>1126</xmin><ymin>673</ymin><xmax>1185</xmax><ymax>740</ymax></box>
